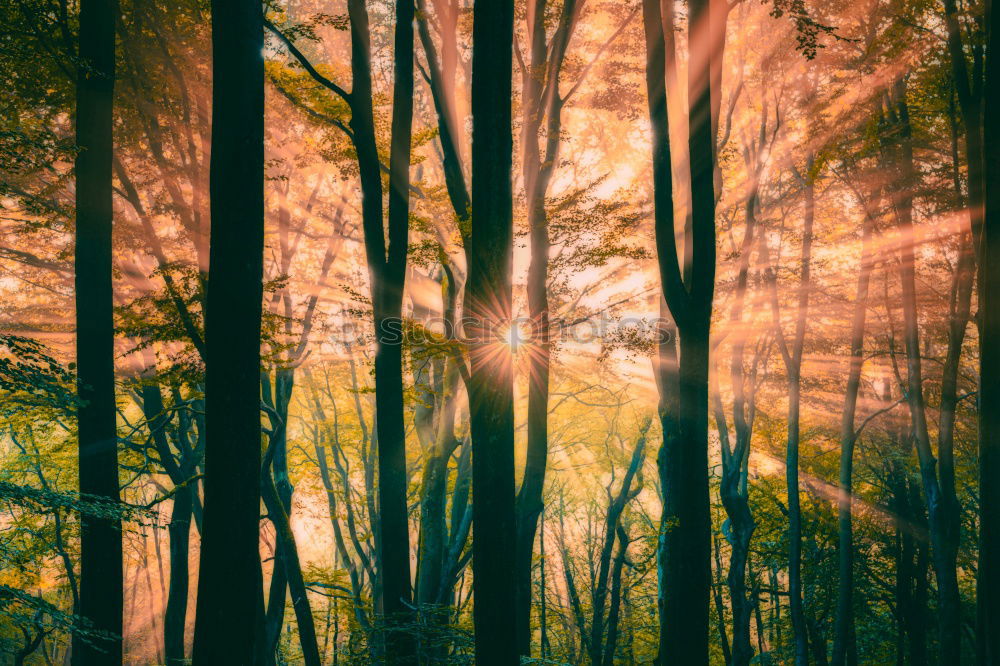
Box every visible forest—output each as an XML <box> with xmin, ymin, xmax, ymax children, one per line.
<box><xmin>0</xmin><ymin>0</ymin><xmax>998</xmax><ymax>662</ymax></box>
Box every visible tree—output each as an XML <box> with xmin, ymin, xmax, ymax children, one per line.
<box><xmin>191</xmin><ymin>0</ymin><xmax>265</xmax><ymax>661</ymax></box>
<box><xmin>977</xmin><ymin>0</ymin><xmax>1000</xmax><ymax>660</ymax></box>
<box><xmin>831</xmin><ymin>174</ymin><xmax>877</xmax><ymax>666</ymax></box>
<box><xmin>643</xmin><ymin>0</ymin><xmax>718</xmax><ymax>659</ymax></box>
<box><xmin>264</xmin><ymin>1</ymin><xmax>418</xmax><ymax>654</ymax></box>
<box><xmin>515</xmin><ymin>0</ymin><xmax>578</xmax><ymax>654</ymax></box>
<box><xmin>711</xmin><ymin>89</ymin><xmax>778</xmax><ymax>666</ymax></box>
<box><xmin>883</xmin><ymin>75</ymin><xmax>965</xmax><ymax>664</ymax></box>
<box><xmin>73</xmin><ymin>0</ymin><xmax>123</xmax><ymax>661</ymax></box>
<box><xmin>372</xmin><ymin>0</ymin><xmax>417</xmax><ymax>655</ymax></box>
<box><xmin>468</xmin><ymin>0</ymin><xmax>517</xmax><ymax>660</ymax></box>
<box><xmin>762</xmin><ymin>155</ymin><xmax>816</xmax><ymax>666</ymax></box>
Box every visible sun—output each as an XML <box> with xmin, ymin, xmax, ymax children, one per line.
<box><xmin>501</xmin><ymin>319</ymin><xmax>531</xmax><ymax>351</ymax></box>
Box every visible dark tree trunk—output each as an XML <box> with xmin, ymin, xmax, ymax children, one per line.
<box><xmin>415</xmin><ymin>0</ymin><xmax>470</xmax><ymax>236</ymax></box>
<box><xmin>785</xmin><ymin>374</ymin><xmax>808</xmax><ymax>666</ymax></box>
<box><xmin>260</xmin><ymin>434</ymin><xmax>322</xmax><ymax>666</ymax></box>
<box><xmin>772</xmin><ymin>170</ymin><xmax>815</xmax><ymax>666</ymax></box>
<box><xmin>978</xmin><ymin>4</ymin><xmax>1000</xmax><ymax>661</ymax></box>
<box><xmin>139</xmin><ymin>381</ymin><xmax>194</xmax><ymax>666</ymax></box>
<box><xmin>165</xmin><ymin>479</ymin><xmax>193</xmax><ymax>665</ymax></box>
<box><xmin>73</xmin><ymin>0</ymin><xmax>122</xmax><ymax>661</ymax></box>
<box><xmin>588</xmin><ymin>428</ymin><xmax>647</xmax><ymax>665</ymax></box>
<box><xmin>260</xmin><ymin>371</ymin><xmax>294</xmax><ymax>665</ymax></box>
<box><xmin>601</xmin><ymin>524</ymin><xmax>630</xmax><ymax>666</ymax></box>
<box><xmin>713</xmin><ymin>119</ymin><xmax>772</xmax><ymax>665</ymax></box>
<box><xmin>831</xmin><ymin>198</ymin><xmax>875</xmax><ymax>666</ymax></box>
<box><xmin>191</xmin><ymin>0</ymin><xmax>265</xmax><ymax>661</ymax></box>
<box><xmin>643</xmin><ymin>0</ymin><xmax>717</xmax><ymax>660</ymax></box>
<box><xmin>345</xmin><ymin>0</ymin><xmax>417</xmax><ymax>655</ymax></box>
<box><xmin>711</xmin><ymin>534</ymin><xmax>733</xmax><ymax>665</ymax></box>
<box><xmin>893</xmin><ymin>472</ymin><xmax>912</xmax><ymax>666</ymax></box>
<box><xmin>260</xmin><ymin>370</ymin><xmax>321</xmax><ymax>665</ymax></box>
<box><xmin>910</xmin><ymin>481</ymin><xmax>930</xmax><ymax>666</ymax></box>
<box><xmin>414</xmin><ymin>352</ymin><xmax>461</xmax><ymax>657</ymax></box>
<box><xmin>897</xmin><ymin>465</ymin><xmax>930</xmax><ymax>666</ymax></box>
<box><xmin>885</xmin><ymin>78</ymin><xmax>963</xmax><ymax>664</ymax></box>
<box><xmin>516</xmin><ymin>0</ymin><xmax>578</xmax><ymax>654</ymax></box>
<box><xmin>468</xmin><ymin>0</ymin><xmax>517</xmax><ymax>659</ymax></box>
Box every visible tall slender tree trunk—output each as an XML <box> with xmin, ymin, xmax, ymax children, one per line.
<box><xmin>643</xmin><ymin>0</ymin><xmax>717</xmax><ymax>659</ymax></box>
<box><xmin>191</xmin><ymin>0</ymin><xmax>265</xmax><ymax>660</ymax></box>
<box><xmin>893</xmin><ymin>463</ymin><xmax>912</xmax><ymax>666</ymax></box>
<box><xmin>715</xmin><ymin>122</ymin><xmax>771</xmax><ymax>665</ymax></box>
<box><xmin>259</xmin><ymin>370</ymin><xmax>321</xmax><ymax>665</ymax></box>
<box><xmin>601</xmin><ymin>523</ymin><xmax>630</xmax><ymax>666</ymax></box>
<box><xmin>831</xmin><ymin>199</ymin><xmax>875</xmax><ymax>666</ymax></box>
<box><xmin>785</xmin><ymin>373</ymin><xmax>808</xmax><ymax>666</ymax></box>
<box><xmin>73</xmin><ymin>0</ymin><xmax>122</xmax><ymax>661</ymax></box>
<box><xmin>139</xmin><ymin>379</ymin><xmax>194</xmax><ymax>666</ymax></box>
<box><xmin>761</xmin><ymin>163</ymin><xmax>815</xmax><ymax>666</ymax></box>
<box><xmin>344</xmin><ymin>0</ymin><xmax>417</xmax><ymax>655</ymax></box>
<box><xmin>413</xmin><ymin>347</ymin><xmax>461</xmax><ymax>657</ymax></box>
<box><xmin>978</xmin><ymin>3</ymin><xmax>1000</xmax><ymax>661</ymax></box>
<box><xmin>539</xmin><ymin>509</ymin><xmax>549</xmax><ymax>660</ymax></box>
<box><xmin>887</xmin><ymin>79</ymin><xmax>963</xmax><ymax>664</ymax></box>
<box><xmin>164</xmin><ymin>479</ymin><xmax>193</xmax><ymax>665</ymax></box>
<box><xmin>468</xmin><ymin>0</ymin><xmax>517</xmax><ymax>659</ymax></box>
<box><xmin>711</xmin><ymin>533</ymin><xmax>733</xmax><ymax>666</ymax></box>
<box><xmin>515</xmin><ymin>0</ymin><xmax>579</xmax><ymax>654</ymax></box>
<box><xmin>260</xmin><ymin>370</ymin><xmax>295</xmax><ymax>665</ymax></box>
<box><xmin>587</xmin><ymin>428</ymin><xmax>647</xmax><ymax>665</ymax></box>
<box><xmin>260</xmin><ymin>435</ymin><xmax>322</xmax><ymax>666</ymax></box>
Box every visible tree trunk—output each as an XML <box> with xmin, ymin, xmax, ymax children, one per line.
<box><xmin>601</xmin><ymin>524</ymin><xmax>630</xmax><ymax>666</ymax></box>
<box><xmin>715</xmin><ymin>138</ymin><xmax>768</xmax><ymax>666</ymax></box>
<box><xmin>142</xmin><ymin>378</ymin><xmax>196</xmax><ymax>666</ymax></box>
<box><xmin>786</xmin><ymin>372</ymin><xmax>809</xmax><ymax>666</ymax></box>
<box><xmin>260</xmin><ymin>369</ymin><xmax>320</xmax><ymax>664</ymax></box>
<box><xmin>468</xmin><ymin>0</ymin><xmax>517</xmax><ymax>659</ymax></box>
<box><xmin>345</xmin><ymin>0</ymin><xmax>417</xmax><ymax>654</ymax></box>
<box><xmin>588</xmin><ymin>428</ymin><xmax>647</xmax><ymax>665</ymax></box>
<box><xmin>712</xmin><ymin>533</ymin><xmax>733</xmax><ymax>665</ymax></box>
<box><xmin>191</xmin><ymin>0</ymin><xmax>265</xmax><ymax>660</ymax></box>
<box><xmin>515</xmin><ymin>0</ymin><xmax>578</xmax><ymax>654</ymax></box>
<box><xmin>414</xmin><ymin>356</ymin><xmax>461</xmax><ymax>657</ymax></box>
<box><xmin>164</xmin><ymin>484</ymin><xmax>193</xmax><ymax>664</ymax></box>
<box><xmin>831</xmin><ymin>198</ymin><xmax>875</xmax><ymax>666</ymax></box>
<box><xmin>887</xmin><ymin>78</ymin><xmax>963</xmax><ymax>664</ymax></box>
<box><xmin>260</xmin><ymin>439</ymin><xmax>322</xmax><ymax>666</ymax></box>
<box><xmin>761</xmin><ymin>161</ymin><xmax>815</xmax><ymax>666</ymax></box>
<box><xmin>977</xmin><ymin>4</ymin><xmax>1000</xmax><ymax>661</ymax></box>
<box><xmin>73</xmin><ymin>0</ymin><xmax>123</xmax><ymax>661</ymax></box>
<box><xmin>643</xmin><ymin>0</ymin><xmax>717</xmax><ymax>660</ymax></box>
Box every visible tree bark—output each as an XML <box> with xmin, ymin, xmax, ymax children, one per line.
<box><xmin>191</xmin><ymin>0</ymin><xmax>265</xmax><ymax>660</ymax></box>
<box><xmin>643</xmin><ymin>0</ymin><xmax>717</xmax><ymax>660</ymax></box>
<box><xmin>713</xmin><ymin>111</ymin><xmax>772</xmax><ymax>666</ymax></box>
<box><xmin>345</xmin><ymin>0</ymin><xmax>417</xmax><ymax>654</ymax></box>
<box><xmin>761</xmin><ymin>160</ymin><xmax>815</xmax><ymax>666</ymax></box>
<box><xmin>515</xmin><ymin>0</ymin><xmax>579</xmax><ymax>654</ymax></box>
<box><xmin>831</xmin><ymin>192</ymin><xmax>876</xmax><ymax>666</ymax></box>
<box><xmin>260</xmin><ymin>434</ymin><xmax>322</xmax><ymax>666</ymax></box>
<box><xmin>260</xmin><ymin>370</ymin><xmax>295</xmax><ymax>665</ymax></box>
<box><xmin>139</xmin><ymin>380</ymin><xmax>195</xmax><ymax>666</ymax></box>
<box><xmin>73</xmin><ymin>0</ymin><xmax>123</xmax><ymax>661</ymax></box>
<box><xmin>978</xmin><ymin>2</ymin><xmax>1000</xmax><ymax>661</ymax></box>
<box><xmin>588</xmin><ymin>426</ymin><xmax>647</xmax><ymax>665</ymax></box>
<box><xmin>601</xmin><ymin>523</ymin><xmax>630</xmax><ymax>666</ymax></box>
<box><xmin>468</xmin><ymin>0</ymin><xmax>517</xmax><ymax>659</ymax></box>
<box><xmin>885</xmin><ymin>78</ymin><xmax>963</xmax><ymax>664</ymax></box>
